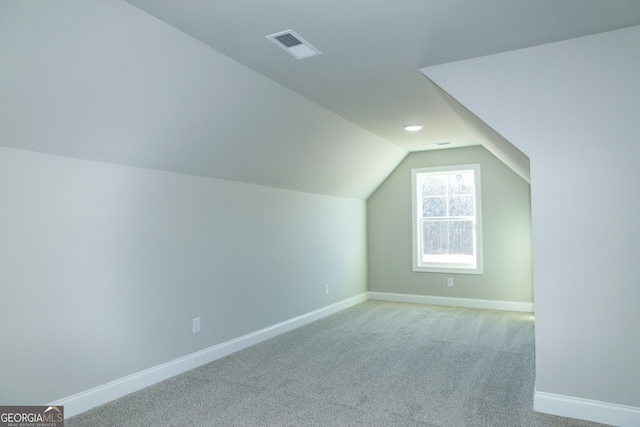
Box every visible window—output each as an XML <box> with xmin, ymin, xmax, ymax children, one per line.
<box><xmin>412</xmin><ymin>164</ymin><xmax>482</xmax><ymax>274</ymax></box>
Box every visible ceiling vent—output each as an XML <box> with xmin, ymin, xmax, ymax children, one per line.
<box><xmin>266</xmin><ymin>30</ymin><xmax>321</xmax><ymax>60</ymax></box>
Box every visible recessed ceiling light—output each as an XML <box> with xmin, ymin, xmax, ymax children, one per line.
<box><xmin>404</xmin><ymin>124</ymin><xmax>423</xmax><ymax>131</ymax></box>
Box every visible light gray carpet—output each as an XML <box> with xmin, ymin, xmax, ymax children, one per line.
<box><xmin>66</xmin><ymin>301</ymin><xmax>609</xmax><ymax>426</ymax></box>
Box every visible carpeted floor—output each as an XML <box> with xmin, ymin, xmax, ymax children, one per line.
<box><xmin>66</xmin><ymin>301</ymin><xmax>609</xmax><ymax>426</ymax></box>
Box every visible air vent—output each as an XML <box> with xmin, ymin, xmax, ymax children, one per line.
<box><xmin>266</xmin><ymin>30</ymin><xmax>321</xmax><ymax>60</ymax></box>
<box><xmin>275</xmin><ymin>33</ymin><xmax>302</xmax><ymax>48</ymax></box>
<box><xmin>422</xmin><ymin>141</ymin><xmax>452</xmax><ymax>146</ymax></box>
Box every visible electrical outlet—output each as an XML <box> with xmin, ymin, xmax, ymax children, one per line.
<box><xmin>192</xmin><ymin>317</ymin><xmax>201</xmax><ymax>334</ymax></box>
<box><xmin>447</xmin><ymin>278</ymin><xmax>454</xmax><ymax>287</ymax></box>
<box><xmin>325</xmin><ymin>284</ymin><xmax>329</xmax><ymax>295</ymax></box>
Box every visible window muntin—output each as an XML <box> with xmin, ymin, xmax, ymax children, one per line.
<box><xmin>412</xmin><ymin>164</ymin><xmax>482</xmax><ymax>274</ymax></box>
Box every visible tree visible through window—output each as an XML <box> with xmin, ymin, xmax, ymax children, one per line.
<box><xmin>412</xmin><ymin>164</ymin><xmax>482</xmax><ymax>274</ymax></box>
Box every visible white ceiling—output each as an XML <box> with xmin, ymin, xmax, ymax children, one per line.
<box><xmin>124</xmin><ymin>0</ymin><xmax>640</xmax><ymax>151</ymax></box>
<box><xmin>2</xmin><ymin>1</ymin><xmax>640</xmax><ymax>199</ymax></box>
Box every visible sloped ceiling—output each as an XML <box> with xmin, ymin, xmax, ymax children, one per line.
<box><xmin>0</xmin><ymin>1</ymin><xmax>405</xmax><ymax>199</ymax></box>
<box><xmin>2</xmin><ymin>1</ymin><xmax>640</xmax><ymax>198</ymax></box>
<box><xmin>123</xmin><ymin>0</ymin><xmax>640</xmax><ymax>153</ymax></box>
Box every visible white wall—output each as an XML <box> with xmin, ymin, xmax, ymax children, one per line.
<box><xmin>368</xmin><ymin>146</ymin><xmax>533</xmax><ymax>304</ymax></box>
<box><xmin>0</xmin><ymin>146</ymin><xmax>367</xmax><ymax>405</ymax></box>
<box><xmin>423</xmin><ymin>25</ymin><xmax>640</xmax><ymax>420</ymax></box>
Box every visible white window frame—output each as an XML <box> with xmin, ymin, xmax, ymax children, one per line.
<box><xmin>412</xmin><ymin>164</ymin><xmax>483</xmax><ymax>274</ymax></box>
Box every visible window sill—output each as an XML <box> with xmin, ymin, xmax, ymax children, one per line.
<box><xmin>412</xmin><ymin>265</ymin><xmax>483</xmax><ymax>275</ymax></box>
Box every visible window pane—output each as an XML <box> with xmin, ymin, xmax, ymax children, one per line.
<box><xmin>422</xmin><ymin>221</ymin><xmax>449</xmax><ymax>255</ymax></box>
<box><xmin>423</xmin><ymin>196</ymin><xmax>446</xmax><ymax>217</ymax></box>
<box><xmin>423</xmin><ymin>220</ymin><xmax>474</xmax><ymax>256</ymax></box>
<box><xmin>448</xmin><ymin>172</ymin><xmax>474</xmax><ymax>195</ymax></box>
<box><xmin>449</xmin><ymin>220</ymin><xmax>474</xmax><ymax>255</ymax></box>
<box><xmin>421</xmin><ymin>175</ymin><xmax>447</xmax><ymax>196</ymax></box>
<box><xmin>448</xmin><ymin>195</ymin><xmax>474</xmax><ymax>216</ymax></box>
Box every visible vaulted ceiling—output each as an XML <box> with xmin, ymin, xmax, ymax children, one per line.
<box><xmin>124</xmin><ymin>0</ymin><xmax>640</xmax><ymax>152</ymax></box>
<box><xmin>2</xmin><ymin>1</ymin><xmax>640</xmax><ymax>198</ymax></box>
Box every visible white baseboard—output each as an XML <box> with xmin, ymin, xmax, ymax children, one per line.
<box><xmin>367</xmin><ymin>291</ymin><xmax>534</xmax><ymax>312</ymax></box>
<box><xmin>51</xmin><ymin>293</ymin><xmax>368</xmax><ymax>418</ymax></box>
<box><xmin>534</xmin><ymin>390</ymin><xmax>640</xmax><ymax>427</ymax></box>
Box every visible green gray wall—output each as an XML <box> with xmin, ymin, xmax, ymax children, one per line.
<box><xmin>368</xmin><ymin>145</ymin><xmax>533</xmax><ymax>303</ymax></box>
